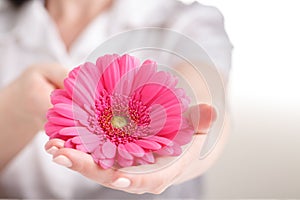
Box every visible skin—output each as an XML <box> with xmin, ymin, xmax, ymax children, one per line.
<box><xmin>0</xmin><ymin>64</ymin><xmax>68</xmax><ymax>171</ymax></box>
<box><xmin>0</xmin><ymin>0</ymin><xmax>230</xmax><ymax>195</ymax></box>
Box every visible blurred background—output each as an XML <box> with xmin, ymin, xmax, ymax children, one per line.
<box><xmin>179</xmin><ymin>0</ymin><xmax>300</xmax><ymax>198</ymax></box>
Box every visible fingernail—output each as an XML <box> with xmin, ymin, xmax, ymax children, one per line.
<box><xmin>53</xmin><ymin>155</ymin><xmax>72</xmax><ymax>168</ymax></box>
<box><xmin>46</xmin><ymin>146</ymin><xmax>58</xmax><ymax>156</ymax></box>
<box><xmin>111</xmin><ymin>177</ymin><xmax>131</xmax><ymax>188</ymax></box>
<box><xmin>56</xmin><ymin>140</ymin><xmax>65</xmax><ymax>148</ymax></box>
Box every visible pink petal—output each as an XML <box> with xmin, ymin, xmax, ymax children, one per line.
<box><xmin>53</xmin><ymin>103</ymin><xmax>74</xmax><ymax>119</ymax></box>
<box><xmin>68</xmin><ymin>66</ymin><xmax>81</xmax><ymax>80</ymax></box>
<box><xmin>117</xmin><ymin>154</ymin><xmax>134</xmax><ymax>167</ymax></box>
<box><xmin>72</xmin><ymin>62</ymin><xmax>104</xmax><ymax>106</ymax></box>
<box><xmin>113</xmin><ymin>55</ymin><xmax>141</xmax><ymax>95</ymax></box>
<box><xmin>48</xmin><ymin>116</ymin><xmax>75</xmax><ymax>126</ymax></box>
<box><xmin>135</xmin><ymin>139</ymin><xmax>161</xmax><ymax>150</ymax></box>
<box><xmin>155</xmin><ymin>146</ymin><xmax>174</xmax><ymax>156</ymax></box>
<box><xmin>83</xmin><ymin>104</ymin><xmax>96</xmax><ymax>116</ymax></box>
<box><xmin>117</xmin><ymin>144</ymin><xmax>133</xmax><ymax>160</ymax></box>
<box><xmin>141</xmin><ymin>152</ymin><xmax>155</xmax><ymax>163</ymax></box>
<box><xmin>92</xmin><ymin>147</ymin><xmax>105</xmax><ymax>159</ymax></box>
<box><xmin>174</xmin><ymin>132</ymin><xmax>193</xmax><ymax>145</ymax></box>
<box><xmin>80</xmin><ymin>137</ymin><xmax>102</xmax><ymax>153</ymax></box>
<box><xmin>59</xmin><ymin>127</ymin><xmax>81</xmax><ymax>136</ymax></box>
<box><xmin>102</xmin><ymin>141</ymin><xmax>116</xmax><ymax>159</ymax></box>
<box><xmin>113</xmin><ymin>68</ymin><xmax>138</xmax><ymax>96</ymax></box>
<box><xmin>125</xmin><ymin>142</ymin><xmax>145</xmax><ymax>157</ymax></box>
<box><xmin>135</xmin><ymin>158</ymin><xmax>150</xmax><ymax>165</ymax></box>
<box><xmin>51</xmin><ymin>89</ymin><xmax>71</xmax><ymax>104</ymax></box>
<box><xmin>99</xmin><ymin>158</ymin><xmax>114</xmax><ymax>169</ymax></box>
<box><xmin>64</xmin><ymin>138</ymin><xmax>76</xmax><ymax>148</ymax></box>
<box><xmin>44</xmin><ymin>122</ymin><xmax>66</xmax><ymax>136</ymax></box>
<box><xmin>118</xmin><ymin>54</ymin><xmax>140</xmax><ymax>76</ymax></box>
<box><xmin>75</xmin><ymin>144</ymin><xmax>89</xmax><ymax>153</ymax></box>
<box><xmin>147</xmin><ymin>136</ymin><xmax>173</xmax><ymax>146</ymax></box>
<box><xmin>129</xmin><ymin>61</ymin><xmax>156</xmax><ymax>94</ymax></box>
<box><xmin>135</xmin><ymin>84</ymin><xmax>167</xmax><ymax>106</ymax></box>
<box><xmin>72</xmin><ymin>134</ymin><xmax>99</xmax><ymax>144</ymax></box>
<box><xmin>175</xmin><ymin>88</ymin><xmax>190</xmax><ymax>111</ymax></box>
<box><xmin>149</xmin><ymin>104</ymin><xmax>166</xmax><ymax>134</ymax></box>
<box><xmin>155</xmin><ymin>117</ymin><xmax>186</xmax><ymax>139</ymax></box>
<box><xmin>173</xmin><ymin>126</ymin><xmax>194</xmax><ymax>145</ymax></box>
<box><xmin>96</xmin><ymin>54</ymin><xmax>119</xmax><ymax>72</ymax></box>
<box><xmin>155</xmin><ymin>143</ymin><xmax>182</xmax><ymax>156</ymax></box>
<box><xmin>51</xmin><ymin>94</ymin><xmax>72</xmax><ymax>105</ymax></box>
<box><xmin>64</xmin><ymin>78</ymin><xmax>76</xmax><ymax>97</ymax></box>
<box><xmin>99</xmin><ymin>54</ymin><xmax>139</xmax><ymax>94</ymax></box>
<box><xmin>170</xmin><ymin>143</ymin><xmax>182</xmax><ymax>156</ymax></box>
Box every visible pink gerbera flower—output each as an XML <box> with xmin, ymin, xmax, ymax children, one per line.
<box><xmin>45</xmin><ymin>54</ymin><xmax>194</xmax><ymax>169</ymax></box>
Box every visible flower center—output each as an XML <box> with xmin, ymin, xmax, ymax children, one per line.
<box><xmin>111</xmin><ymin>116</ymin><xmax>127</xmax><ymax>128</ymax></box>
<box><xmin>95</xmin><ymin>93</ymin><xmax>151</xmax><ymax>145</ymax></box>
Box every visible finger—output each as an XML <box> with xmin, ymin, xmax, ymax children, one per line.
<box><xmin>51</xmin><ymin>147</ymin><xmax>119</xmax><ymax>187</ymax></box>
<box><xmin>189</xmin><ymin>104</ymin><xmax>217</xmax><ymax>134</ymax></box>
<box><xmin>45</xmin><ymin>139</ymin><xmax>132</xmax><ymax>191</ymax></box>
<box><xmin>44</xmin><ymin>139</ymin><xmax>65</xmax><ymax>156</ymax></box>
<box><xmin>115</xmin><ymin>156</ymin><xmax>182</xmax><ymax>194</ymax></box>
<box><xmin>45</xmin><ymin>138</ymin><xmax>65</xmax><ymax>150</ymax></box>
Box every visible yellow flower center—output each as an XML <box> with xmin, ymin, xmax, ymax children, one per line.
<box><xmin>111</xmin><ymin>116</ymin><xmax>127</xmax><ymax>128</ymax></box>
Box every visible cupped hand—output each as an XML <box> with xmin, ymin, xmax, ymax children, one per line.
<box><xmin>7</xmin><ymin>64</ymin><xmax>68</xmax><ymax>129</ymax></box>
<box><xmin>45</xmin><ymin>104</ymin><xmax>229</xmax><ymax>194</ymax></box>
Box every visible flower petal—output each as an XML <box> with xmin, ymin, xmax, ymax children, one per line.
<box><xmin>64</xmin><ymin>77</ymin><xmax>76</xmax><ymax>97</ymax></box>
<box><xmin>129</xmin><ymin>60</ymin><xmax>156</xmax><ymax>94</ymax></box>
<box><xmin>135</xmin><ymin>139</ymin><xmax>161</xmax><ymax>150</ymax></box>
<box><xmin>141</xmin><ymin>152</ymin><xmax>155</xmax><ymax>163</ymax></box>
<box><xmin>102</xmin><ymin>141</ymin><xmax>116</xmax><ymax>159</ymax></box>
<box><xmin>92</xmin><ymin>147</ymin><xmax>105</xmax><ymax>159</ymax></box>
<box><xmin>75</xmin><ymin>144</ymin><xmax>89</xmax><ymax>153</ymax></box>
<box><xmin>147</xmin><ymin>136</ymin><xmax>173</xmax><ymax>146</ymax></box>
<box><xmin>155</xmin><ymin>143</ymin><xmax>182</xmax><ymax>156</ymax></box>
<box><xmin>53</xmin><ymin>103</ymin><xmax>74</xmax><ymax>119</ymax></box>
<box><xmin>72</xmin><ymin>134</ymin><xmax>99</xmax><ymax>144</ymax></box>
<box><xmin>135</xmin><ymin>158</ymin><xmax>150</xmax><ymax>165</ymax></box>
<box><xmin>99</xmin><ymin>54</ymin><xmax>139</xmax><ymax>94</ymax></box>
<box><xmin>44</xmin><ymin>122</ymin><xmax>66</xmax><ymax>136</ymax></box>
<box><xmin>99</xmin><ymin>159</ymin><xmax>114</xmax><ymax>169</ymax></box>
<box><xmin>48</xmin><ymin>116</ymin><xmax>75</xmax><ymax>126</ymax></box>
<box><xmin>64</xmin><ymin>138</ymin><xmax>76</xmax><ymax>149</ymax></box>
<box><xmin>72</xmin><ymin>62</ymin><xmax>99</xmax><ymax>105</ymax></box>
<box><xmin>59</xmin><ymin>127</ymin><xmax>81</xmax><ymax>136</ymax></box>
<box><xmin>51</xmin><ymin>89</ymin><xmax>71</xmax><ymax>104</ymax></box>
<box><xmin>118</xmin><ymin>144</ymin><xmax>134</xmax><ymax>160</ymax></box>
<box><xmin>149</xmin><ymin>104</ymin><xmax>166</xmax><ymax>134</ymax></box>
<box><xmin>117</xmin><ymin>154</ymin><xmax>134</xmax><ymax>167</ymax></box>
<box><xmin>125</xmin><ymin>142</ymin><xmax>145</xmax><ymax>157</ymax></box>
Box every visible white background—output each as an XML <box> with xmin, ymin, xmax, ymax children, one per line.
<box><xmin>180</xmin><ymin>0</ymin><xmax>300</xmax><ymax>198</ymax></box>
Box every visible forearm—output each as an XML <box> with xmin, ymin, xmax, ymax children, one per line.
<box><xmin>0</xmin><ymin>87</ymin><xmax>39</xmax><ymax>171</ymax></box>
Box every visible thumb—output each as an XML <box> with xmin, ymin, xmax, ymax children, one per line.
<box><xmin>45</xmin><ymin>139</ymin><xmax>118</xmax><ymax>186</ymax></box>
<box><xmin>188</xmin><ymin>104</ymin><xmax>217</xmax><ymax>134</ymax></box>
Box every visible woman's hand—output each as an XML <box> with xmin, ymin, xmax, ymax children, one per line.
<box><xmin>0</xmin><ymin>64</ymin><xmax>67</xmax><ymax>170</ymax></box>
<box><xmin>45</xmin><ymin>104</ymin><xmax>229</xmax><ymax>194</ymax></box>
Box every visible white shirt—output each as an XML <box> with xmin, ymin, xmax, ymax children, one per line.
<box><xmin>0</xmin><ymin>0</ymin><xmax>232</xmax><ymax>198</ymax></box>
